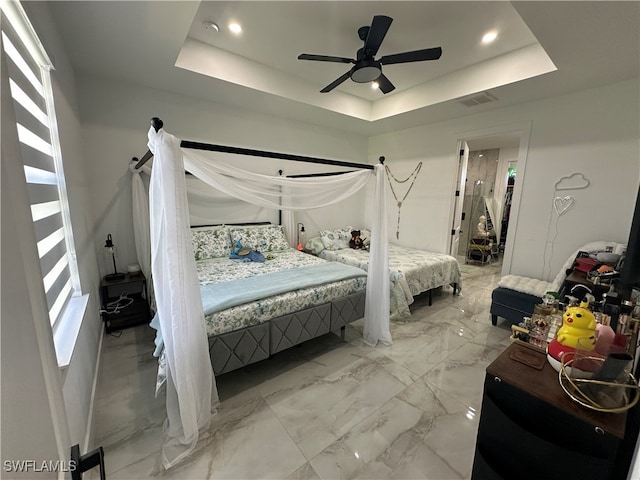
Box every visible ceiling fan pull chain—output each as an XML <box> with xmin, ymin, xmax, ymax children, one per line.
<box><xmin>385</xmin><ymin>162</ymin><xmax>422</xmax><ymax>239</ymax></box>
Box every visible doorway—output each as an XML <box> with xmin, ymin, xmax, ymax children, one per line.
<box><xmin>449</xmin><ymin>122</ymin><xmax>531</xmax><ymax>275</ymax></box>
<box><xmin>458</xmin><ymin>148</ymin><xmax>502</xmax><ymax>262</ymax></box>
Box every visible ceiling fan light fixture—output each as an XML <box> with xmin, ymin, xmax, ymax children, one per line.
<box><xmin>351</xmin><ymin>66</ymin><xmax>380</xmax><ymax>83</ymax></box>
<box><xmin>351</xmin><ymin>59</ymin><xmax>382</xmax><ymax>83</ymax></box>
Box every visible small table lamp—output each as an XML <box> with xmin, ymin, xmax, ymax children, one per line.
<box><xmin>104</xmin><ymin>234</ymin><xmax>125</xmax><ymax>281</ymax></box>
<box><xmin>297</xmin><ymin>223</ymin><xmax>306</xmax><ymax>251</ymax></box>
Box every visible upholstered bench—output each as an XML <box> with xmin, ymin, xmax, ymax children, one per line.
<box><xmin>490</xmin><ymin>275</ymin><xmax>552</xmax><ymax>325</ymax></box>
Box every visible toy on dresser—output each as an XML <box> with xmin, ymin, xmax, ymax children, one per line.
<box><xmin>547</xmin><ymin>300</ymin><xmax>597</xmax><ymax>372</ymax></box>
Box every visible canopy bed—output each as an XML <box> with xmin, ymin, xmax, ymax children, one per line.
<box><xmin>129</xmin><ymin>118</ymin><xmax>391</xmax><ymax>469</ymax></box>
<box><xmin>305</xmin><ymin>230</ymin><xmax>461</xmax><ymax>319</ymax></box>
<box><xmin>189</xmin><ymin>223</ymin><xmax>367</xmax><ymax>376</ymax></box>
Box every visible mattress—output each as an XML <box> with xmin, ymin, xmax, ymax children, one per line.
<box><xmin>318</xmin><ymin>244</ymin><xmax>461</xmax><ymax>319</ymax></box>
<box><xmin>197</xmin><ymin>248</ymin><xmax>367</xmax><ymax>336</ymax></box>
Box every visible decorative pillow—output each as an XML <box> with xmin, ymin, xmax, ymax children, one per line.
<box><xmin>319</xmin><ymin>226</ymin><xmax>352</xmax><ymax>251</ymax></box>
<box><xmin>229</xmin><ymin>224</ymin><xmax>290</xmax><ymax>252</ymax></box>
<box><xmin>304</xmin><ymin>236</ymin><xmax>326</xmax><ymax>255</ymax></box>
<box><xmin>359</xmin><ymin>229</ymin><xmax>372</xmax><ymax>247</ymax></box>
<box><xmin>191</xmin><ymin>226</ymin><xmax>232</xmax><ymax>260</ymax></box>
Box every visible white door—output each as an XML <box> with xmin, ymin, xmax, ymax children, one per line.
<box><xmin>449</xmin><ymin>141</ymin><xmax>469</xmax><ymax>256</ymax></box>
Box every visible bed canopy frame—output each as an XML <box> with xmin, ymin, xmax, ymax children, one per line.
<box><xmin>130</xmin><ymin>117</ymin><xmax>391</xmax><ymax>470</ymax></box>
<box><xmin>134</xmin><ymin>117</ymin><xmax>381</xmax><ymax>172</ymax></box>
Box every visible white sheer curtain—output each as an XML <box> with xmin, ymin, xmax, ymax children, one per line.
<box><xmin>182</xmin><ymin>149</ymin><xmax>372</xmax><ymax>209</ymax></box>
<box><xmin>133</xmin><ymin>127</ymin><xmax>391</xmax><ymax>469</ymax></box>
<box><xmin>147</xmin><ymin>129</ymin><xmax>216</xmax><ymax>469</ymax></box>
<box><xmin>363</xmin><ymin>165</ymin><xmax>392</xmax><ymax>345</ymax></box>
<box><xmin>180</xmin><ymin>148</ymin><xmax>391</xmax><ymax>347</ymax></box>
<box><xmin>129</xmin><ymin>163</ymin><xmax>152</xmax><ymax>298</ymax></box>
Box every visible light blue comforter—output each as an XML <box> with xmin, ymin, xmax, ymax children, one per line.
<box><xmin>200</xmin><ymin>262</ymin><xmax>367</xmax><ymax>315</ymax></box>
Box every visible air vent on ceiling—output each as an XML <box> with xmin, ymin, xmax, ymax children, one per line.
<box><xmin>458</xmin><ymin>91</ymin><xmax>498</xmax><ymax>107</ymax></box>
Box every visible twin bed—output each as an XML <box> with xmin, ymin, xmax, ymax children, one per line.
<box><xmin>190</xmin><ymin>223</ymin><xmax>462</xmax><ymax>379</ymax></box>
<box><xmin>307</xmin><ymin>227</ymin><xmax>462</xmax><ymax>320</ymax></box>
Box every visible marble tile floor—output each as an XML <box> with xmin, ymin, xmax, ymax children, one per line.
<box><xmin>91</xmin><ymin>259</ymin><xmax>512</xmax><ymax>480</ymax></box>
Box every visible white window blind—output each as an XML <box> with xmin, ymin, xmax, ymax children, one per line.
<box><xmin>2</xmin><ymin>7</ymin><xmax>80</xmax><ymax>327</ymax></box>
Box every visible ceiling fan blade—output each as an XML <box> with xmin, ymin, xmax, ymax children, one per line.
<box><xmin>298</xmin><ymin>53</ymin><xmax>354</xmax><ymax>64</ymax></box>
<box><xmin>320</xmin><ymin>70</ymin><xmax>352</xmax><ymax>93</ymax></box>
<box><xmin>363</xmin><ymin>15</ymin><xmax>393</xmax><ymax>57</ymax></box>
<box><xmin>376</xmin><ymin>73</ymin><xmax>395</xmax><ymax>94</ymax></box>
<box><xmin>379</xmin><ymin>47</ymin><xmax>442</xmax><ymax>65</ymax></box>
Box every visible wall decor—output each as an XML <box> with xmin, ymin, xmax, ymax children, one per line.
<box><xmin>554</xmin><ymin>172</ymin><xmax>591</xmax><ymax>191</ymax></box>
<box><xmin>385</xmin><ymin>162</ymin><xmax>422</xmax><ymax>239</ymax></box>
<box><xmin>542</xmin><ymin>172</ymin><xmax>591</xmax><ymax>279</ymax></box>
<box><xmin>553</xmin><ymin>195</ymin><xmax>575</xmax><ymax>216</ymax></box>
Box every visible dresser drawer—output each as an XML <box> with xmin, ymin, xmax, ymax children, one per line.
<box><xmin>477</xmin><ymin>378</ymin><xmax>615</xmax><ymax>480</ymax></box>
<box><xmin>483</xmin><ymin>374</ymin><xmax>618</xmax><ymax>458</ymax></box>
<box><xmin>471</xmin><ymin>446</ymin><xmax>504</xmax><ymax>480</ymax></box>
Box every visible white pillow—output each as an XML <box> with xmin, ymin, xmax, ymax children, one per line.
<box><xmin>304</xmin><ymin>237</ymin><xmax>326</xmax><ymax>255</ymax></box>
<box><xmin>319</xmin><ymin>226</ymin><xmax>352</xmax><ymax>250</ymax></box>
<box><xmin>359</xmin><ymin>228</ymin><xmax>372</xmax><ymax>247</ymax></box>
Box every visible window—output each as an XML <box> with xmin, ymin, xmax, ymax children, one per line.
<box><xmin>2</xmin><ymin>1</ymin><xmax>81</xmax><ymax>328</ymax></box>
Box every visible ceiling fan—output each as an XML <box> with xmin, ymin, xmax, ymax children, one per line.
<box><xmin>298</xmin><ymin>15</ymin><xmax>442</xmax><ymax>94</ymax></box>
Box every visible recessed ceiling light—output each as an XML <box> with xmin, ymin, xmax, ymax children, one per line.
<box><xmin>482</xmin><ymin>31</ymin><xmax>498</xmax><ymax>44</ymax></box>
<box><xmin>371</xmin><ymin>81</ymin><xmax>379</xmax><ymax>90</ymax></box>
<box><xmin>229</xmin><ymin>23</ymin><xmax>242</xmax><ymax>34</ymax></box>
<box><xmin>203</xmin><ymin>21</ymin><xmax>219</xmax><ymax>32</ymax></box>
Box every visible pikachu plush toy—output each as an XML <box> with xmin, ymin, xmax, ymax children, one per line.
<box><xmin>547</xmin><ymin>299</ymin><xmax>597</xmax><ymax>372</ymax></box>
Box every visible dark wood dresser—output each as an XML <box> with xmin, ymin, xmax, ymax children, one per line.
<box><xmin>472</xmin><ymin>343</ymin><xmax>639</xmax><ymax>480</ymax></box>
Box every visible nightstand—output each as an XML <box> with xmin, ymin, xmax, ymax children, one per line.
<box><xmin>99</xmin><ymin>273</ymin><xmax>151</xmax><ymax>333</ymax></box>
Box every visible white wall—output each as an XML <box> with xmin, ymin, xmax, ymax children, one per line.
<box><xmin>2</xmin><ymin>48</ymin><xmax>64</xmax><ymax>478</ymax></box>
<box><xmin>75</xmin><ymin>76</ymin><xmax>371</xmax><ymax>272</ymax></box>
<box><xmin>3</xmin><ymin>1</ymin><xmax>104</xmax><ymax>462</ymax></box>
<box><xmin>369</xmin><ymin>79</ymin><xmax>640</xmax><ymax>280</ymax></box>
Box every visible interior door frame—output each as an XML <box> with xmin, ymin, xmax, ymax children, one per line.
<box><xmin>449</xmin><ymin>141</ymin><xmax>469</xmax><ymax>257</ymax></box>
<box><xmin>452</xmin><ymin>121</ymin><xmax>532</xmax><ymax>276</ymax></box>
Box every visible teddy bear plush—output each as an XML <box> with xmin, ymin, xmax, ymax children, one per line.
<box><xmin>349</xmin><ymin>230</ymin><xmax>365</xmax><ymax>250</ymax></box>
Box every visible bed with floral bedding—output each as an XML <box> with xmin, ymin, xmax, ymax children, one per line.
<box><xmin>190</xmin><ymin>224</ymin><xmax>367</xmax><ymax>375</ymax></box>
<box><xmin>306</xmin><ymin>227</ymin><xmax>461</xmax><ymax>320</ymax></box>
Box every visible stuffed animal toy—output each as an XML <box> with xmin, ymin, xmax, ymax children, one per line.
<box><xmin>230</xmin><ymin>240</ymin><xmax>265</xmax><ymax>262</ymax></box>
<box><xmin>349</xmin><ymin>230</ymin><xmax>365</xmax><ymax>250</ymax></box>
<box><xmin>546</xmin><ymin>299</ymin><xmax>598</xmax><ymax>373</ymax></box>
